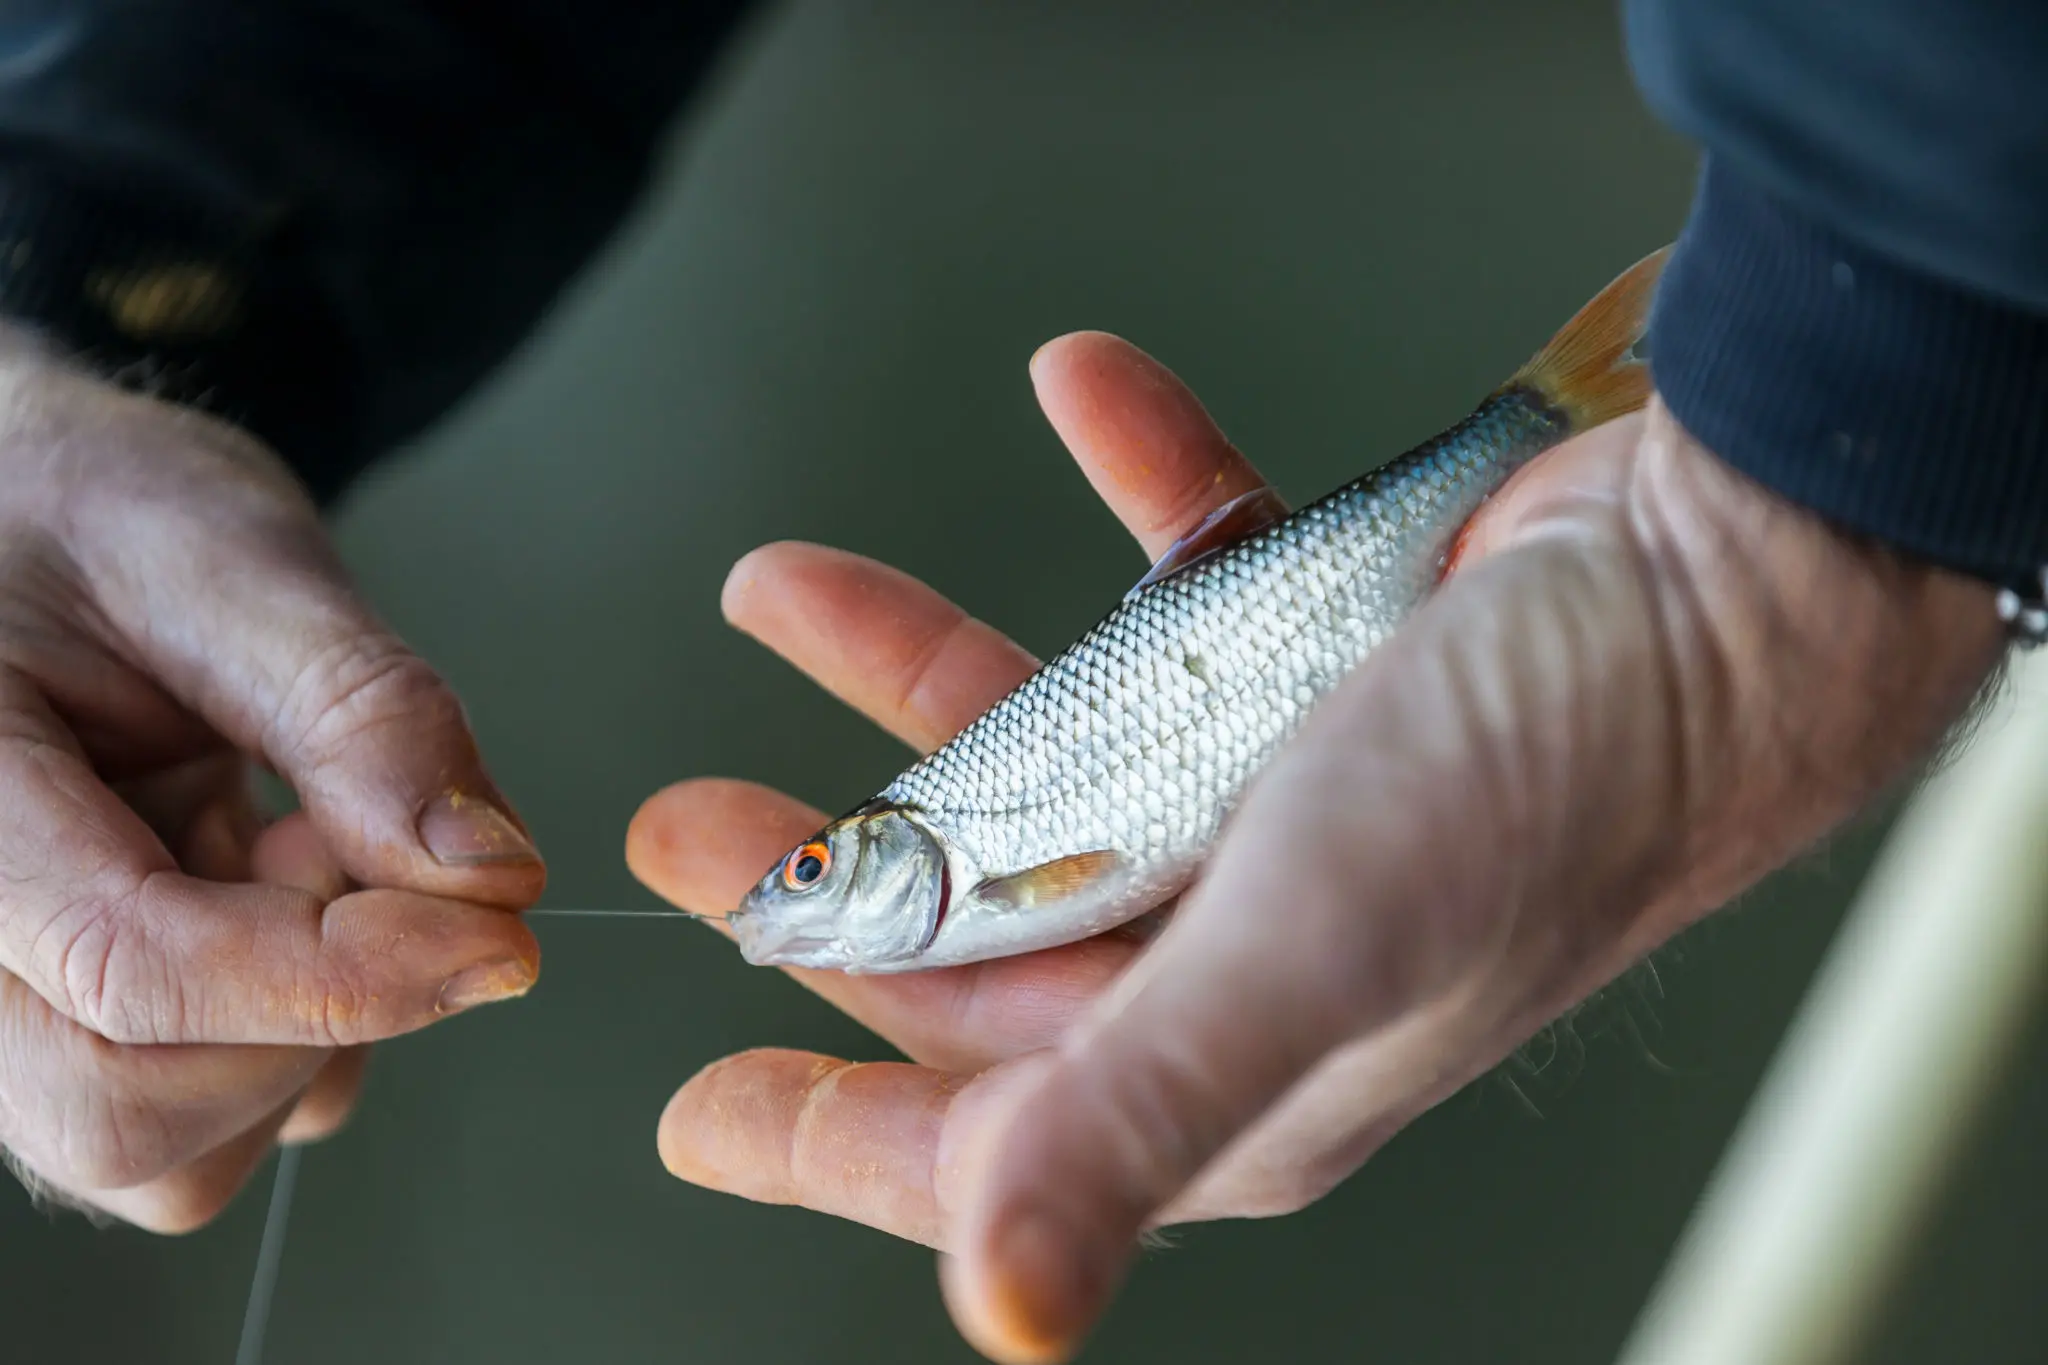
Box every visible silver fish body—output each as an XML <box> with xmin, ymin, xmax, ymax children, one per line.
<box><xmin>731</xmin><ymin>249</ymin><xmax>1668</xmax><ymax>973</ymax></box>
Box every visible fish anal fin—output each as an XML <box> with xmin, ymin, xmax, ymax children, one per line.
<box><xmin>975</xmin><ymin>850</ymin><xmax>1126</xmax><ymax>910</ymax></box>
<box><xmin>1127</xmin><ymin>488</ymin><xmax>1290</xmax><ymax>599</ymax></box>
<box><xmin>1507</xmin><ymin>244</ymin><xmax>1671</xmax><ymax>433</ymax></box>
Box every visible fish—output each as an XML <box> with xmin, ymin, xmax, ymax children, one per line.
<box><xmin>730</xmin><ymin>246</ymin><xmax>1671</xmax><ymax>973</ymax></box>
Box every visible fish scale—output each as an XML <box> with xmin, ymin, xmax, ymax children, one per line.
<box><xmin>881</xmin><ymin>392</ymin><xmax>1568</xmax><ymax>890</ymax></box>
<box><xmin>731</xmin><ymin>246</ymin><xmax>1670</xmax><ymax>972</ymax></box>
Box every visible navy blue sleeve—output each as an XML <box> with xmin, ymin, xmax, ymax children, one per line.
<box><xmin>0</xmin><ymin>2</ymin><xmax>757</xmax><ymax>506</ymax></box>
<box><xmin>1625</xmin><ymin>0</ymin><xmax>2048</xmax><ymax>591</ymax></box>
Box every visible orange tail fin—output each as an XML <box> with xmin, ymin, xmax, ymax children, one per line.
<box><xmin>1507</xmin><ymin>244</ymin><xmax>1672</xmax><ymax>431</ymax></box>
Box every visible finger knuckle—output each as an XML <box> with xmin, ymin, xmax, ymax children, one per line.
<box><xmin>309</xmin><ymin>965</ymin><xmax>370</xmax><ymax>1049</ymax></box>
<box><xmin>890</xmin><ymin>613</ymin><xmax>979</xmax><ymax>731</ymax></box>
<box><xmin>1066</xmin><ymin>1039</ymin><xmax>1236</xmax><ymax>1209</ymax></box>
<box><xmin>271</xmin><ymin>634</ymin><xmax>461</xmax><ymax>768</ymax></box>
<box><xmin>25</xmin><ymin>872</ymin><xmax>185</xmax><ymax>1046</ymax></box>
<box><xmin>44</xmin><ymin>897</ymin><xmax>121</xmax><ymax>1037</ymax></box>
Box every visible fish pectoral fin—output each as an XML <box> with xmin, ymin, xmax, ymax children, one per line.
<box><xmin>1125</xmin><ymin>489</ymin><xmax>1289</xmax><ymax>600</ymax></box>
<box><xmin>973</xmin><ymin>850</ymin><xmax>1127</xmax><ymax>910</ymax></box>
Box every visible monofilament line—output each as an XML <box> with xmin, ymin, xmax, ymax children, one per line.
<box><xmin>224</xmin><ymin>909</ymin><xmax>697</xmax><ymax>1364</ymax></box>
<box><xmin>523</xmin><ymin>908</ymin><xmax>708</xmax><ymax>920</ymax></box>
<box><xmin>235</xmin><ymin>1143</ymin><xmax>301</xmax><ymax>1365</ymax></box>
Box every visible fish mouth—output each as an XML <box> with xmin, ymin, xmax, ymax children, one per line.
<box><xmin>726</xmin><ymin>909</ymin><xmax>841</xmax><ymax>969</ymax></box>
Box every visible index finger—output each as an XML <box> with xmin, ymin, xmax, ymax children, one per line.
<box><xmin>1029</xmin><ymin>332</ymin><xmax>1283</xmax><ymax>561</ymax></box>
<box><xmin>0</xmin><ymin>673</ymin><xmax>539</xmax><ymax>1047</ymax></box>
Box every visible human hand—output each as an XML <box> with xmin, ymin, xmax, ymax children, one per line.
<box><xmin>0</xmin><ymin>328</ymin><xmax>545</xmax><ymax>1231</ymax></box>
<box><xmin>629</xmin><ymin>331</ymin><xmax>2004</xmax><ymax>1361</ymax></box>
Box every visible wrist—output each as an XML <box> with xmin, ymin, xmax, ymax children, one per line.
<box><xmin>1633</xmin><ymin>399</ymin><xmax>2008</xmax><ymax>924</ymax></box>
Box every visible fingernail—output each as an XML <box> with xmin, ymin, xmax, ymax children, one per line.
<box><xmin>437</xmin><ymin>957</ymin><xmax>536</xmax><ymax>1014</ymax></box>
<box><xmin>978</xmin><ymin>1207</ymin><xmax>1107</xmax><ymax>1364</ymax></box>
<box><xmin>418</xmin><ymin>791</ymin><xmax>539</xmax><ymax>867</ymax></box>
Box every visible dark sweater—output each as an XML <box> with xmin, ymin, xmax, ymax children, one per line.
<box><xmin>1626</xmin><ymin>1</ymin><xmax>2048</xmax><ymax>592</ymax></box>
<box><xmin>0</xmin><ymin>1</ymin><xmax>2039</xmax><ymax>590</ymax></box>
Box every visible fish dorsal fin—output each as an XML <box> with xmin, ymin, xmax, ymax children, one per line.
<box><xmin>974</xmin><ymin>850</ymin><xmax>1126</xmax><ymax>910</ymax></box>
<box><xmin>1125</xmin><ymin>489</ymin><xmax>1290</xmax><ymax>601</ymax></box>
<box><xmin>1505</xmin><ymin>244</ymin><xmax>1671</xmax><ymax>432</ymax></box>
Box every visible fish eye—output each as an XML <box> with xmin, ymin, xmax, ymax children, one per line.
<box><xmin>782</xmin><ymin>841</ymin><xmax>831</xmax><ymax>892</ymax></box>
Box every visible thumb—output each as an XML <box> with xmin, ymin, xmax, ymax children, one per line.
<box><xmin>940</xmin><ymin>528</ymin><xmax>1685</xmax><ymax>1363</ymax></box>
<box><xmin>107</xmin><ymin>506</ymin><xmax>545</xmax><ymax>905</ymax></box>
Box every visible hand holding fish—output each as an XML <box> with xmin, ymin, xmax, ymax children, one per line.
<box><xmin>630</xmin><ymin>299</ymin><xmax>2004</xmax><ymax>1359</ymax></box>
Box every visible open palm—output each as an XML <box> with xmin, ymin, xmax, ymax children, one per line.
<box><xmin>626</xmin><ymin>330</ymin><xmax>2000</xmax><ymax>1363</ymax></box>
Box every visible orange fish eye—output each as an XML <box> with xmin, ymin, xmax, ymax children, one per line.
<box><xmin>782</xmin><ymin>841</ymin><xmax>831</xmax><ymax>892</ymax></box>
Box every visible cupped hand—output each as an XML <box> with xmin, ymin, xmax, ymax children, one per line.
<box><xmin>629</xmin><ymin>331</ymin><xmax>2004</xmax><ymax>1362</ymax></box>
<box><xmin>0</xmin><ymin>329</ymin><xmax>545</xmax><ymax>1231</ymax></box>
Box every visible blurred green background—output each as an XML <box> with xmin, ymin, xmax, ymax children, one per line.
<box><xmin>5</xmin><ymin>1</ymin><xmax>2043</xmax><ymax>1361</ymax></box>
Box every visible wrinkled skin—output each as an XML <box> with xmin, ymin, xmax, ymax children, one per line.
<box><xmin>0</xmin><ymin>327</ymin><xmax>544</xmax><ymax>1230</ymax></box>
<box><xmin>629</xmin><ymin>331</ymin><xmax>2005</xmax><ymax>1362</ymax></box>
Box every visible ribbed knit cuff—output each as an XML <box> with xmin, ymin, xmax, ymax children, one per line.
<box><xmin>0</xmin><ymin>161</ymin><xmax>363</xmax><ymax>505</ymax></box>
<box><xmin>1650</xmin><ymin>157</ymin><xmax>2048</xmax><ymax>592</ymax></box>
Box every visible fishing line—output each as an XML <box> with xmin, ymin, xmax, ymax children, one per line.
<box><xmin>235</xmin><ymin>1143</ymin><xmax>301</xmax><ymax>1365</ymax></box>
<box><xmin>228</xmin><ymin>905</ymin><xmax>713</xmax><ymax>1359</ymax></box>
<box><xmin>523</xmin><ymin>908</ymin><xmax>713</xmax><ymax>920</ymax></box>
